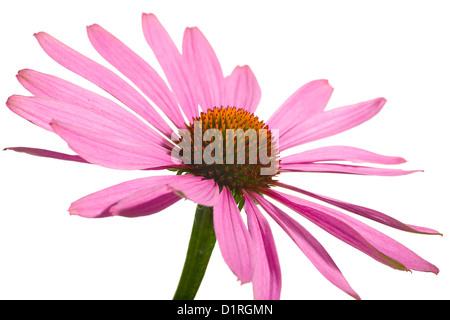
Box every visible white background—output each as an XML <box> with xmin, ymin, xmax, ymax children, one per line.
<box><xmin>1</xmin><ymin>0</ymin><xmax>449</xmax><ymax>300</ymax></box>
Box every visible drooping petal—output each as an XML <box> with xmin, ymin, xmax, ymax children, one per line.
<box><xmin>244</xmin><ymin>193</ymin><xmax>281</xmax><ymax>300</ymax></box>
<box><xmin>110</xmin><ymin>175</ymin><xmax>219</xmax><ymax>217</ymax></box>
<box><xmin>266</xmin><ymin>79</ymin><xmax>333</xmax><ymax>142</ymax></box>
<box><xmin>182</xmin><ymin>27</ymin><xmax>225</xmax><ymax>112</ymax></box>
<box><xmin>16</xmin><ymin>69</ymin><xmax>165</xmax><ymax>144</ymax></box>
<box><xmin>276</xmin><ymin>182</ymin><xmax>441</xmax><ymax>235</ymax></box>
<box><xmin>86</xmin><ymin>24</ymin><xmax>186</xmax><ymax>129</ymax></box>
<box><xmin>224</xmin><ymin>65</ymin><xmax>261</xmax><ymax>113</ymax></box>
<box><xmin>280</xmin><ymin>162</ymin><xmax>420</xmax><ymax>176</ymax></box>
<box><xmin>168</xmin><ymin>175</ymin><xmax>220</xmax><ymax>207</ymax></box>
<box><xmin>213</xmin><ymin>187</ymin><xmax>254</xmax><ymax>283</ymax></box>
<box><xmin>4</xmin><ymin>147</ymin><xmax>88</xmax><ymax>164</ymax></box>
<box><xmin>109</xmin><ymin>185</ymin><xmax>180</xmax><ymax>218</ymax></box>
<box><xmin>69</xmin><ymin>175</ymin><xmax>179</xmax><ymax>218</ymax></box>
<box><xmin>280</xmin><ymin>97</ymin><xmax>386</xmax><ymax>152</ymax></box>
<box><xmin>142</xmin><ymin>13</ymin><xmax>199</xmax><ymax>121</ymax></box>
<box><xmin>34</xmin><ymin>32</ymin><xmax>173</xmax><ymax>137</ymax></box>
<box><xmin>280</xmin><ymin>145</ymin><xmax>406</xmax><ymax>165</ymax></box>
<box><xmin>70</xmin><ymin>174</ymin><xmax>217</xmax><ymax>218</ymax></box>
<box><xmin>252</xmin><ymin>192</ymin><xmax>360</xmax><ymax>299</ymax></box>
<box><xmin>265</xmin><ymin>189</ymin><xmax>439</xmax><ymax>274</ymax></box>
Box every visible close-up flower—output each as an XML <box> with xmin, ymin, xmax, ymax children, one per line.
<box><xmin>2</xmin><ymin>8</ymin><xmax>444</xmax><ymax>300</ymax></box>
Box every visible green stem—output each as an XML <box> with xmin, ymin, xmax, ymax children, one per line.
<box><xmin>173</xmin><ymin>205</ymin><xmax>216</xmax><ymax>300</ymax></box>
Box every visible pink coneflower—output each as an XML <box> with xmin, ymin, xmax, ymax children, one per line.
<box><xmin>5</xmin><ymin>13</ymin><xmax>439</xmax><ymax>300</ymax></box>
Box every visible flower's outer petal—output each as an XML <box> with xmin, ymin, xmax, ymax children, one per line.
<box><xmin>213</xmin><ymin>187</ymin><xmax>254</xmax><ymax>284</ymax></box>
<box><xmin>16</xmin><ymin>69</ymin><xmax>166</xmax><ymax>145</ymax></box>
<box><xmin>34</xmin><ymin>32</ymin><xmax>173</xmax><ymax>137</ymax></box>
<box><xmin>69</xmin><ymin>175</ymin><xmax>181</xmax><ymax>218</ymax></box>
<box><xmin>183</xmin><ymin>27</ymin><xmax>225</xmax><ymax>112</ymax></box>
<box><xmin>6</xmin><ymin>95</ymin><xmax>171</xmax><ymax>169</ymax></box>
<box><xmin>265</xmin><ymin>190</ymin><xmax>405</xmax><ymax>271</ymax></box>
<box><xmin>280</xmin><ymin>162</ymin><xmax>420</xmax><ymax>176</ymax></box>
<box><xmin>86</xmin><ymin>24</ymin><xmax>186</xmax><ymax>129</ymax></box>
<box><xmin>111</xmin><ymin>175</ymin><xmax>219</xmax><ymax>217</ymax></box>
<box><xmin>244</xmin><ymin>193</ymin><xmax>281</xmax><ymax>300</ymax></box>
<box><xmin>4</xmin><ymin>147</ymin><xmax>89</xmax><ymax>164</ymax></box>
<box><xmin>6</xmin><ymin>95</ymin><xmax>152</xmax><ymax>142</ymax></box>
<box><xmin>5</xmin><ymin>146</ymin><xmax>175</xmax><ymax>170</ymax></box>
<box><xmin>110</xmin><ymin>185</ymin><xmax>180</xmax><ymax>218</ymax></box>
<box><xmin>224</xmin><ymin>65</ymin><xmax>261</xmax><ymax>113</ymax></box>
<box><xmin>266</xmin><ymin>189</ymin><xmax>439</xmax><ymax>274</ymax></box>
<box><xmin>281</xmin><ymin>145</ymin><xmax>406</xmax><ymax>165</ymax></box>
<box><xmin>70</xmin><ymin>174</ymin><xmax>217</xmax><ymax>218</ymax></box>
<box><xmin>50</xmin><ymin>120</ymin><xmax>172</xmax><ymax>170</ymax></box>
<box><xmin>142</xmin><ymin>13</ymin><xmax>199</xmax><ymax>121</ymax></box>
<box><xmin>252</xmin><ymin>193</ymin><xmax>360</xmax><ymax>300</ymax></box>
<box><xmin>276</xmin><ymin>182</ymin><xmax>441</xmax><ymax>235</ymax></box>
<box><xmin>267</xmin><ymin>80</ymin><xmax>333</xmax><ymax>142</ymax></box>
<box><xmin>168</xmin><ymin>175</ymin><xmax>220</xmax><ymax>207</ymax></box>
<box><xmin>280</xmin><ymin>97</ymin><xmax>386</xmax><ymax>152</ymax></box>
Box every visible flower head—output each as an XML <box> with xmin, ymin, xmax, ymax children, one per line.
<box><xmin>172</xmin><ymin>106</ymin><xmax>279</xmax><ymax>192</ymax></box>
<box><xmin>5</xmin><ymin>13</ymin><xmax>439</xmax><ymax>300</ymax></box>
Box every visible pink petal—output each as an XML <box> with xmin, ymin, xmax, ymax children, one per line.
<box><xmin>6</xmin><ymin>95</ymin><xmax>156</xmax><ymax>143</ymax></box>
<box><xmin>265</xmin><ymin>189</ymin><xmax>439</xmax><ymax>274</ymax></box>
<box><xmin>4</xmin><ymin>147</ymin><xmax>88</xmax><ymax>164</ymax></box>
<box><xmin>267</xmin><ymin>80</ymin><xmax>333</xmax><ymax>142</ymax></box>
<box><xmin>86</xmin><ymin>24</ymin><xmax>186</xmax><ymax>129</ymax></box>
<box><xmin>280</xmin><ymin>97</ymin><xmax>386</xmax><ymax>152</ymax></box>
<box><xmin>16</xmin><ymin>69</ymin><xmax>165</xmax><ymax>145</ymax></box>
<box><xmin>69</xmin><ymin>175</ymin><xmax>181</xmax><ymax>218</ymax></box>
<box><xmin>168</xmin><ymin>175</ymin><xmax>220</xmax><ymax>207</ymax></box>
<box><xmin>244</xmin><ymin>193</ymin><xmax>281</xmax><ymax>300</ymax></box>
<box><xmin>213</xmin><ymin>187</ymin><xmax>254</xmax><ymax>283</ymax></box>
<box><xmin>182</xmin><ymin>27</ymin><xmax>225</xmax><ymax>112</ymax></box>
<box><xmin>141</xmin><ymin>13</ymin><xmax>199</xmax><ymax>121</ymax></box>
<box><xmin>252</xmin><ymin>192</ymin><xmax>360</xmax><ymax>299</ymax></box>
<box><xmin>50</xmin><ymin>120</ymin><xmax>172</xmax><ymax>170</ymax></box>
<box><xmin>281</xmin><ymin>145</ymin><xmax>406</xmax><ymax>165</ymax></box>
<box><xmin>224</xmin><ymin>65</ymin><xmax>261</xmax><ymax>113</ymax></box>
<box><xmin>70</xmin><ymin>174</ymin><xmax>217</xmax><ymax>218</ymax></box>
<box><xmin>34</xmin><ymin>32</ymin><xmax>173</xmax><ymax>137</ymax></box>
<box><xmin>109</xmin><ymin>185</ymin><xmax>181</xmax><ymax>217</ymax></box>
<box><xmin>280</xmin><ymin>162</ymin><xmax>420</xmax><ymax>176</ymax></box>
<box><xmin>111</xmin><ymin>175</ymin><xmax>219</xmax><ymax>216</ymax></box>
<box><xmin>6</xmin><ymin>95</ymin><xmax>171</xmax><ymax>169</ymax></box>
<box><xmin>276</xmin><ymin>182</ymin><xmax>441</xmax><ymax>235</ymax></box>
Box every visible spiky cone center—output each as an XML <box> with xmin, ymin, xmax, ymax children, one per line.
<box><xmin>173</xmin><ymin>106</ymin><xmax>279</xmax><ymax>194</ymax></box>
